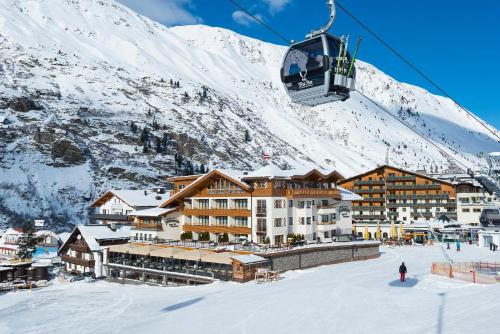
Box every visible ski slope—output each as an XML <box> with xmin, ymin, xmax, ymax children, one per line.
<box><xmin>0</xmin><ymin>244</ymin><xmax>499</xmax><ymax>334</ymax></box>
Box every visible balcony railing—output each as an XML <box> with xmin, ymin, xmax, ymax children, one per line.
<box><xmin>386</xmin><ymin>176</ymin><xmax>416</xmax><ymax>181</ymax></box>
<box><xmin>352</xmin><ymin>214</ymin><xmax>386</xmax><ymax>220</ymax></box>
<box><xmin>353</xmin><ymin>180</ymin><xmax>385</xmax><ymax>186</ymax></box>
<box><xmin>61</xmin><ymin>255</ymin><xmax>95</xmax><ymax>268</ymax></box>
<box><xmin>386</xmin><ymin>194</ymin><xmax>449</xmax><ymax>200</ymax></box>
<box><xmin>285</xmin><ymin>188</ymin><xmax>340</xmax><ymax>198</ymax></box>
<box><xmin>352</xmin><ymin>206</ymin><xmax>386</xmax><ymax>211</ymax></box>
<box><xmin>183</xmin><ymin>208</ymin><xmax>251</xmax><ymax>217</ymax></box>
<box><xmin>386</xmin><ymin>184</ymin><xmax>442</xmax><ymax>190</ymax></box>
<box><xmin>90</xmin><ymin>213</ymin><xmax>130</xmax><ymax>221</ymax></box>
<box><xmin>350</xmin><ymin>188</ymin><xmax>385</xmax><ymax>194</ymax></box>
<box><xmin>133</xmin><ymin>222</ymin><xmax>163</xmax><ymax>231</ymax></box>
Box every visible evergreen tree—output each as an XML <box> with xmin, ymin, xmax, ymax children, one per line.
<box><xmin>130</xmin><ymin>121</ymin><xmax>138</xmax><ymax>133</ymax></box>
<box><xmin>161</xmin><ymin>133</ymin><xmax>169</xmax><ymax>147</ymax></box>
<box><xmin>155</xmin><ymin>136</ymin><xmax>161</xmax><ymax>153</ymax></box>
<box><xmin>244</xmin><ymin>129</ymin><xmax>251</xmax><ymax>142</ymax></box>
<box><xmin>140</xmin><ymin>126</ymin><xmax>149</xmax><ymax>143</ymax></box>
<box><xmin>200</xmin><ymin>163</ymin><xmax>205</xmax><ymax>174</ymax></box>
<box><xmin>143</xmin><ymin>143</ymin><xmax>148</xmax><ymax>153</ymax></box>
<box><xmin>16</xmin><ymin>221</ymin><xmax>37</xmax><ymax>260</ymax></box>
<box><xmin>169</xmin><ymin>79</ymin><xmax>173</xmax><ymax>86</ymax></box>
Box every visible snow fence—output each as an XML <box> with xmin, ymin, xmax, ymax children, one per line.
<box><xmin>431</xmin><ymin>262</ymin><xmax>500</xmax><ymax>284</ymax></box>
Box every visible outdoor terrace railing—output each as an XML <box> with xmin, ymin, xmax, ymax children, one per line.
<box><xmin>61</xmin><ymin>255</ymin><xmax>95</xmax><ymax>268</ymax></box>
<box><xmin>353</xmin><ymin>180</ymin><xmax>385</xmax><ymax>186</ymax></box>
<box><xmin>285</xmin><ymin>188</ymin><xmax>340</xmax><ymax>198</ymax></box>
<box><xmin>386</xmin><ymin>176</ymin><xmax>416</xmax><ymax>181</ymax></box>
<box><xmin>386</xmin><ymin>184</ymin><xmax>442</xmax><ymax>190</ymax></box>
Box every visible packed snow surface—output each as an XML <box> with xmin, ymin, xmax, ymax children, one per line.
<box><xmin>1</xmin><ymin>244</ymin><xmax>499</xmax><ymax>334</ymax></box>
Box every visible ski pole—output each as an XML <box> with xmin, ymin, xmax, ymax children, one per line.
<box><xmin>340</xmin><ymin>34</ymin><xmax>350</xmax><ymax>75</ymax></box>
<box><xmin>335</xmin><ymin>35</ymin><xmax>345</xmax><ymax>75</ymax></box>
<box><xmin>347</xmin><ymin>37</ymin><xmax>362</xmax><ymax>78</ymax></box>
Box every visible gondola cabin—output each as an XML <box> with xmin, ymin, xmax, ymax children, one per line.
<box><xmin>280</xmin><ymin>34</ymin><xmax>355</xmax><ymax>106</ymax></box>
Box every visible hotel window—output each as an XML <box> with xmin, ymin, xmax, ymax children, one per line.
<box><xmin>274</xmin><ymin>218</ymin><xmax>284</xmax><ymax>227</ymax></box>
<box><xmin>321</xmin><ymin>215</ymin><xmax>329</xmax><ymax>223</ymax></box>
<box><xmin>321</xmin><ymin>200</ymin><xmax>329</xmax><ymax>206</ymax></box>
<box><xmin>306</xmin><ymin>217</ymin><xmax>312</xmax><ymax>225</ymax></box>
<box><xmin>298</xmin><ymin>217</ymin><xmax>305</xmax><ymax>225</ymax></box>
<box><xmin>257</xmin><ymin>218</ymin><xmax>267</xmax><ymax>232</ymax></box>
<box><xmin>473</xmin><ymin>208</ymin><xmax>481</xmax><ymax>213</ymax></box>
<box><xmin>462</xmin><ymin>208</ymin><xmax>470</xmax><ymax>213</ymax></box>
<box><xmin>199</xmin><ymin>199</ymin><xmax>209</xmax><ymax>209</ymax></box>
<box><xmin>288</xmin><ymin>217</ymin><xmax>293</xmax><ymax>225</ymax></box>
<box><xmin>402</xmin><ymin>208</ymin><xmax>406</xmax><ymax>212</ymax></box>
<box><xmin>306</xmin><ymin>201</ymin><xmax>312</xmax><ymax>208</ymax></box>
<box><xmin>289</xmin><ymin>200</ymin><xmax>293</xmax><ymax>207</ymax></box>
<box><xmin>234</xmin><ymin>216</ymin><xmax>248</xmax><ymax>227</ymax></box>
<box><xmin>254</xmin><ymin>181</ymin><xmax>267</xmax><ymax>189</ymax></box>
<box><xmin>234</xmin><ymin>199</ymin><xmax>248</xmax><ymax>209</ymax></box>
<box><xmin>199</xmin><ymin>216</ymin><xmax>209</xmax><ymax>225</ymax></box>
<box><xmin>256</xmin><ymin>200</ymin><xmax>267</xmax><ymax>214</ymax></box>
<box><xmin>331</xmin><ymin>213</ymin><xmax>336</xmax><ymax>220</ymax></box>
<box><xmin>297</xmin><ymin>201</ymin><xmax>305</xmax><ymax>209</ymax></box>
<box><xmin>214</xmin><ymin>199</ymin><xmax>228</xmax><ymax>209</ymax></box>
<box><xmin>215</xmin><ymin>216</ymin><xmax>228</xmax><ymax>226</ymax></box>
<box><xmin>274</xmin><ymin>199</ymin><xmax>285</xmax><ymax>208</ymax></box>
<box><xmin>179</xmin><ymin>184</ymin><xmax>185</xmax><ymax>190</ymax></box>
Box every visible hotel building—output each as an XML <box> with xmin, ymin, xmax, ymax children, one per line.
<box><xmin>148</xmin><ymin>166</ymin><xmax>361</xmax><ymax>245</ymax></box>
<box><xmin>338</xmin><ymin>165</ymin><xmax>456</xmax><ymax>222</ymax></box>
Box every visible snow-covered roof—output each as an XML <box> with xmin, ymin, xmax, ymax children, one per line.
<box><xmin>129</xmin><ymin>207</ymin><xmax>178</xmax><ymax>217</ymax></box>
<box><xmin>58</xmin><ymin>232</ymin><xmax>71</xmax><ymax>244</ymax></box>
<box><xmin>231</xmin><ymin>254</ymin><xmax>268</xmax><ymax>264</ymax></box>
<box><xmin>62</xmin><ymin>225</ymin><xmax>131</xmax><ymax>252</ymax></box>
<box><xmin>111</xmin><ymin>190</ymin><xmax>171</xmax><ymax>207</ymax></box>
<box><xmin>338</xmin><ymin>186</ymin><xmax>363</xmax><ymax>201</ymax></box>
<box><xmin>92</xmin><ymin>189</ymin><xmax>171</xmax><ymax>208</ymax></box>
<box><xmin>242</xmin><ymin>165</ymin><xmax>333</xmax><ymax>179</ymax></box>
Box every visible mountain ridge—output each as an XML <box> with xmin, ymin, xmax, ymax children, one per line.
<box><xmin>0</xmin><ymin>0</ymin><xmax>498</xmax><ymax>229</ymax></box>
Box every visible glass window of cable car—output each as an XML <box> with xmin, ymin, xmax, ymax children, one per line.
<box><xmin>282</xmin><ymin>37</ymin><xmax>326</xmax><ymax>91</ymax></box>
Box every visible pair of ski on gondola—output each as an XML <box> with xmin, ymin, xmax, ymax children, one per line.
<box><xmin>280</xmin><ymin>0</ymin><xmax>361</xmax><ymax>106</ymax></box>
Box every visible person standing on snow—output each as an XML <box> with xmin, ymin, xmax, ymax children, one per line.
<box><xmin>399</xmin><ymin>262</ymin><xmax>407</xmax><ymax>282</ymax></box>
<box><xmin>456</xmin><ymin>240</ymin><xmax>461</xmax><ymax>252</ymax></box>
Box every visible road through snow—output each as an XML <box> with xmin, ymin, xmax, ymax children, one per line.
<box><xmin>1</xmin><ymin>244</ymin><xmax>499</xmax><ymax>334</ymax></box>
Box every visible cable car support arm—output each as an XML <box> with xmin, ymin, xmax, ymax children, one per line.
<box><xmin>306</xmin><ymin>0</ymin><xmax>336</xmax><ymax>39</ymax></box>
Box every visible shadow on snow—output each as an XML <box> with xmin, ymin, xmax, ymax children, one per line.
<box><xmin>161</xmin><ymin>297</ymin><xmax>204</xmax><ymax>313</ymax></box>
<box><xmin>388</xmin><ymin>277</ymin><xmax>419</xmax><ymax>287</ymax></box>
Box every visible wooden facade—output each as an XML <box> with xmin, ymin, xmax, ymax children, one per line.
<box><xmin>338</xmin><ymin>165</ymin><xmax>457</xmax><ymax>221</ymax></box>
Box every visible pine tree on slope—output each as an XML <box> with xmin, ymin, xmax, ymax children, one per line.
<box><xmin>17</xmin><ymin>221</ymin><xmax>37</xmax><ymax>260</ymax></box>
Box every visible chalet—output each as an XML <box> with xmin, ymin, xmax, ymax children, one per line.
<box><xmin>89</xmin><ymin>188</ymin><xmax>171</xmax><ymax>225</ymax></box>
<box><xmin>58</xmin><ymin>224</ymin><xmax>131</xmax><ymax>277</ymax></box>
<box><xmin>338</xmin><ymin>165</ymin><xmax>457</xmax><ymax>223</ymax></box>
<box><xmin>0</xmin><ymin>228</ymin><xmax>21</xmax><ymax>257</ymax></box>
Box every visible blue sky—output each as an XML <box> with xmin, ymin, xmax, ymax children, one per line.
<box><xmin>118</xmin><ymin>0</ymin><xmax>500</xmax><ymax>129</ymax></box>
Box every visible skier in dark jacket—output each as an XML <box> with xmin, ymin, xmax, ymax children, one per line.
<box><xmin>399</xmin><ymin>262</ymin><xmax>407</xmax><ymax>282</ymax></box>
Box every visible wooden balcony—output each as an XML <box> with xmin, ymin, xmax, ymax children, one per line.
<box><xmin>133</xmin><ymin>222</ymin><xmax>163</xmax><ymax>231</ymax></box>
<box><xmin>183</xmin><ymin>208</ymin><xmax>251</xmax><ymax>217</ymax></box>
<box><xmin>183</xmin><ymin>224</ymin><xmax>251</xmax><ymax>235</ymax></box>
<box><xmin>69</xmin><ymin>243</ymin><xmax>89</xmax><ymax>253</ymax></box>
<box><xmin>61</xmin><ymin>255</ymin><xmax>95</xmax><ymax>268</ymax></box>
<box><xmin>285</xmin><ymin>188</ymin><xmax>340</xmax><ymax>199</ymax></box>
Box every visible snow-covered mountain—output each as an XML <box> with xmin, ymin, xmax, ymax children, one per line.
<box><xmin>0</xmin><ymin>0</ymin><xmax>498</xmax><ymax>229</ymax></box>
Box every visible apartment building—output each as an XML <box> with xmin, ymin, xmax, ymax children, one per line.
<box><xmin>338</xmin><ymin>165</ymin><xmax>456</xmax><ymax>222</ymax></box>
<box><xmin>433</xmin><ymin>173</ymin><xmax>498</xmax><ymax>225</ymax></box>
<box><xmin>158</xmin><ymin>166</ymin><xmax>361</xmax><ymax>245</ymax></box>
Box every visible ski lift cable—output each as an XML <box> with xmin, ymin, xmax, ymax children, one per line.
<box><xmin>226</xmin><ymin>0</ymin><xmax>471</xmax><ymax>170</ymax></box>
<box><xmin>355</xmin><ymin>89</ymin><xmax>469</xmax><ymax>171</ymax></box>
<box><xmin>227</xmin><ymin>0</ymin><xmax>291</xmax><ymax>44</ymax></box>
<box><xmin>335</xmin><ymin>1</ymin><xmax>500</xmax><ymax>143</ymax></box>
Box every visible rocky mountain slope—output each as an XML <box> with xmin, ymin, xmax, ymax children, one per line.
<box><xmin>0</xmin><ymin>0</ymin><xmax>498</xmax><ymax>230</ymax></box>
